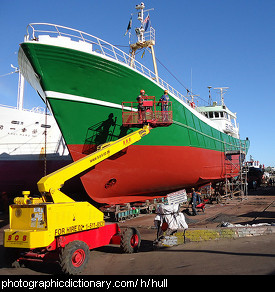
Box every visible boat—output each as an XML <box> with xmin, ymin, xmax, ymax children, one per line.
<box><xmin>0</xmin><ymin>71</ymin><xmax>71</xmax><ymax>195</ymax></box>
<box><xmin>246</xmin><ymin>157</ymin><xmax>264</xmax><ymax>188</ymax></box>
<box><xmin>17</xmin><ymin>3</ymin><xmax>250</xmax><ymax>204</ymax></box>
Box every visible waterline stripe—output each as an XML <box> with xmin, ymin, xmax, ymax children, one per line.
<box><xmin>45</xmin><ymin>91</ymin><xmax>137</xmax><ymax>111</ymax></box>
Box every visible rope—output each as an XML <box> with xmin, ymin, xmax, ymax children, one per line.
<box><xmin>44</xmin><ymin>100</ymin><xmax>48</xmax><ymax>176</ymax></box>
<box><xmin>155</xmin><ymin>56</ymin><xmax>209</xmax><ymax>105</ymax></box>
<box><xmin>0</xmin><ymin>70</ymin><xmax>18</xmax><ymax>78</ymax></box>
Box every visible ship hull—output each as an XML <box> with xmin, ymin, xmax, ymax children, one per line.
<box><xmin>19</xmin><ymin>38</ymin><xmax>249</xmax><ymax>204</ymax></box>
<box><xmin>69</xmin><ymin>144</ymin><xmax>239</xmax><ymax>204</ymax></box>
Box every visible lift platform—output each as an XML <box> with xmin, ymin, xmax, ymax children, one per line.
<box><xmin>122</xmin><ymin>96</ymin><xmax>173</xmax><ymax>128</ymax></box>
<box><xmin>4</xmin><ymin>125</ymin><xmax>150</xmax><ymax>274</ymax></box>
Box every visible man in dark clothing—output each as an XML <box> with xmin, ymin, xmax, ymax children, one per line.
<box><xmin>191</xmin><ymin>188</ymin><xmax>200</xmax><ymax>216</ymax></box>
<box><xmin>158</xmin><ymin>90</ymin><xmax>170</xmax><ymax>121</ymax></box>
<box><xmin>158</xmin><ymin>90</ymin><xmax>169</xmax><ymax>110</ymax></box>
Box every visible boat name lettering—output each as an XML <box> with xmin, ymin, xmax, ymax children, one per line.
<box><xmin>226</xmin><ymin>123</ymin><xmax>233</xmax><ymax>131</ymax></box>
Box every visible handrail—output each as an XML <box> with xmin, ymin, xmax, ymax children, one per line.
<box><xmin>26</xmin><ymin>23</ymin><xmax>190</xmax><ymax>105</ymax></box>
<box><xmin>0</xmin><ymin>103</ymin><xmax>50</xmax><ymax>115</ymax></box>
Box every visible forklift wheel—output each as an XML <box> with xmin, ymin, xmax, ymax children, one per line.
<box><xmin>59</xmin><ymin>240</ymin><xmax>90</xmax><ymax>275</ymax></box>
<box><xmin>120</xmin><ymin>227</ymin><xmax>141</xmax><ymax>253</ymax></box>
<box><xmin>4</xmin><ymin>248</ymin><xmax>22</xmax><ymax>268</ymax></box>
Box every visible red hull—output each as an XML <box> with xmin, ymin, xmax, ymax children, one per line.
<box><xmin>69</xmin><ymin>144</ymin><xmax>241</xmax><ymax>204</ymax></box>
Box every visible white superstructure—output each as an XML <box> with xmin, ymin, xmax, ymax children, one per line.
<box><xmin>197</xmin><ymin>87</ymin><xmax>239</xmax><ymax>139</ymax></box>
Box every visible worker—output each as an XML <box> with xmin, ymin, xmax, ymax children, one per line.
<box><xmin>253</xmin><ymin>180</ymin><xmax>257</xmax><ymax>190</ymax></box>
<box><xmin>158</xmin><ymin>90</ymin><xmax>170</xmax><ymax>111</ymax></box>
<box><xmin>137</xmin><ymin>89</ymin><xmax>147</xmax><ymax>122</ymax></box>
<box><xmin>191</xmin><ymin>188</ymin><xmax>200</xmax><ymax>216</ymax></box>
<box><xmin>158</xmin><ymin>90</ymin><xmax>170</xmax><ymax>121</ymax></box>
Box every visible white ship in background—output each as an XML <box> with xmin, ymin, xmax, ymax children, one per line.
<box><xmin>0</xmin><ymin>70</ymin><xmax>72</xmax><ymax>195</ymax></box>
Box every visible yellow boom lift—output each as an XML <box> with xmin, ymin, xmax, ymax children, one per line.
<box><xmin>4</xmin><ymin>125</ymin><xmax>150</xmax><ymax>274</ymax></box>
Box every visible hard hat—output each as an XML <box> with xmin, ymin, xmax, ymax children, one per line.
<box><xmin>140</xmin><ymin>89</ymin><xmax>145</xmax><ymax>94</ymax></box>
<box><xmin>164</xmin><ymin>90</ymin><xmax>168</xmax><ymax>94</ymax></box>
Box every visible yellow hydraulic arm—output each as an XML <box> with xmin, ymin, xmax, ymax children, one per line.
<box><xmin>37</xmin><ymin>124</ymin><xmax>150</xmax><ymax>203</ymax></box>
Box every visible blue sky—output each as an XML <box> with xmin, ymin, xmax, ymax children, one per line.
<box><xmin>1</xmin><ymin>0</ymin><xmax>274</xmax><ymax>167</ymax></box>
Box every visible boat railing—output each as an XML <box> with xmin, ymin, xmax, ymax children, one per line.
<box><xmin>26</xmin><ymin>23</ymin><xmax>190</xmax><ymax>105</ymax></box>
<box><xmin>0</xmin><ymin>142</ymin><xmax>63</xmax><ymax>155</ymax></box>
<box><xmin>0</xmin><ymin>103</ymin><xmax>51</xmax><ymax>115</ymax></box>
<box><xmin>143</xmin><ymin>26</ymin><xmax>155</xmax><ymax>43</ymax></box>
<box><xmin>0</xmin><ymin>104</ymin><xmax>17</xmax><ymax>110</ymax></box>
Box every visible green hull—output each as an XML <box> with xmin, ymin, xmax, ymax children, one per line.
<box><xmin>20</xmin><ymin>42</ymin><xmax>247</xmax><ymax>150</ymax></box>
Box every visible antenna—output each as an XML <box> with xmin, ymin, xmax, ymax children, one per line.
<box><xmin>130</xmin><ymin>2</ymin><xmax>158</xmax><ymax>82</ymax></box>
<box><xmin>135</xmin><ymin>2</ymin><xmax>145</xmax><ymax>43</ymax></box>
<box><xmin>207</xmin><ymin>86</ymin><xmax>212</xmax><ymax>105</ymax></box>
<box><xmin>213</xmin><ymin>87</ymin><xmax>229</xmax><ymax>106</ymax></box>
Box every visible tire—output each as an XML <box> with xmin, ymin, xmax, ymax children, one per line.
<box><xmin>59</xmin><ymin>240</ymin><xmax>90</xmax><ymax>275</ymax></box>
<box><xmin>3</xmin><ymin>248</ymin><xmax>22</xmax><ymax>268</ymax></box>
<box><xmin>120</xmin><ymin>227</ymin><xmax>141</xmax><ymax>254</ymax></box>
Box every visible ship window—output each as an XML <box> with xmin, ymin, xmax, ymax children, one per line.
<box><xmin>204</xmin><ymin>112</ymin><xmax>208</xmax><ymax>117</ymax></box>
<box><xmin>41</xmin><ymin>124</ymin><xmax>51</xmax><ymax>128</ymax></box>
<box><xmin>214</xmin><ymin>112</ymin><xmax>219</xmax><ymax>118</ymax></box>
<box><xmin>209</xmin><ymin>112</ymin><xmax>213</xmax><ymax>118</ymax></box>
<box><xmin>220</xmin><ymin>112</ymin><xmax>224</xmax><ymax>118</ymax></box>
<box><xmin>11</xmin><ymin>121</ymin><xmax>20</xmax><ymax>124</ymax></box>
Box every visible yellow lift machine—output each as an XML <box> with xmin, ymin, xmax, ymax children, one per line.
<box><xmin>4</xmin><ymin>125</ymin><xmax>150</xmax><ymax>274</ymax></box>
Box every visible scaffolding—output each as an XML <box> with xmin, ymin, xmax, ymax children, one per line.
<box><xmin>223</xmin><ymin>139</ymin><xmax>248</xmax><ymax>201</ymax></box>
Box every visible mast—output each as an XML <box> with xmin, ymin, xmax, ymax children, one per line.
<box><xmin>17</xmin><ymin>71</ymin><xmax>25</xmax><ymax>111</ymax></box>
<box><xmin>130</xmin><ymin>2</ymin><xmax>158</xmax><ymax>82</ymax></box>
<box><xmin>10</xmin><ymin>64</ymin><xmax>25</xmax><ymax>110</ymax></box>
